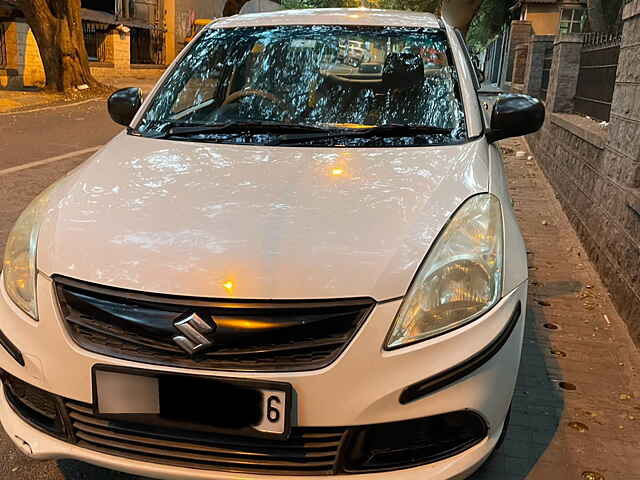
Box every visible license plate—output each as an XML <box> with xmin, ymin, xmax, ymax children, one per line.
<box><xmin>93</xmin><ymin>366</ymin><xmax>292</xmax><ymax>438</ymax></box>
<box><xmin>256</xmin><ymin>389</ymin><xmax>287</xmax><ymax>434</ymax></box>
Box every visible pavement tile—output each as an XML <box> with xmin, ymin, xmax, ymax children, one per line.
<box><xmin>469</xmin><ymin>137</ymin><xmax>640</xmax><ymax>479</ymax></box>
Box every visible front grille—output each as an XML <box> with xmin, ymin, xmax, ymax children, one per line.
<box><xmin>66</xmin><ymin>400</ymin><xmax>346</xmax><ymax>475</ymax></box>
<box><xmin>2</xmin><ymin>373</ymin><xmax>488</xmax><ymax>475</ymax></box>
<box><xmin>54</xmin><ymin>276</ymin><xmax>375</xmax><ymax>372</ymax></box>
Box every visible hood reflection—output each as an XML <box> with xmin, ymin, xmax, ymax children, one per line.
<box><xmin>38</xmin><ymin>135</ymin><xmax>489</xmax><ymax>300</ymax></box>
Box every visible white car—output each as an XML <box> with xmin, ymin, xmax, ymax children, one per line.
<box><xmin>0</xmin><ymin>8</ymin><xmax>544</xmax><ymax>480</ymax></box>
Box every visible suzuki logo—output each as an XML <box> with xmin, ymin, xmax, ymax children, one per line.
<box><xmin>172</xmin><ymin>313</ymin><xmax>215</xmax><ymax>355</ymax></box>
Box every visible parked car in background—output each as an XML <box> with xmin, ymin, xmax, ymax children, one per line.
<box><xmin>338</xmin><ymin>39</ymin><xmax>370</xmax><ymax>67</ymax></box>
<box><xmin>0</xmin><ymin>8</ymin><xmax>544</xmax><ymax>480</ymax></box>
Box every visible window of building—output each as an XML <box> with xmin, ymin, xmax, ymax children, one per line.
<box><xmin>560</xmin><ymin>7</ymin><xmax>587</xmax><ymax>34</ymax></box>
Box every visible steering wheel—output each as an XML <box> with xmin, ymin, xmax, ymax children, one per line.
<box><xmin>223</xmin><ymin>89</ymin><xmax>293</xmax><ymax>120</ymax></box>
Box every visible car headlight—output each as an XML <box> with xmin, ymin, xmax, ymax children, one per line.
<box><xmin>2</xmin><ymin>188</ymin><xmax>51</xmax><ymax>319</ymax></box>
<box><xmin>385</xmin><ymin>193</ymin><xmax>503</xmax><ymax>349</ymax></box>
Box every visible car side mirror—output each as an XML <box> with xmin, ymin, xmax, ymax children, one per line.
<box><xmin>108</xmin><ymin>87</ymin><xmax>143</xmax><ymax>126</ymax></box>
<box><xmin>486</xmin><ymin>94</ymin><xmax>545</xmax><ymax>143</ymax></box>
<box><xmin>475</xmin><ymin>67</ymin><xmax>485</xmax><ymax>85</ymax></box>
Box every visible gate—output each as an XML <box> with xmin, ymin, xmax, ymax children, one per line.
<box><xmin>130</xmin><ymin>26</ymin><xmax>166</xmax><ymax>65</ymax></box>
<box><xmin>82</xmin><ymin>22</ymin><xmax>109</xmax><ymax>62</ymax></box>
<box><xmin>574</xmin><ymin>31</ymin><xmax>622</xmax><ymax>122</ymax></box>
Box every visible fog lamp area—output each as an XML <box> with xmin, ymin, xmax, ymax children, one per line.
<box><xmin>342</xmin><ymin>410</ymin><xmax>487</xmax><ymax>472</ymax></box>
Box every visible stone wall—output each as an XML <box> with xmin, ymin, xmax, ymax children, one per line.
<box><xmin>525</xmin><ymin>0</ymin><xmax>640</xmax><ymax>346</ymax></box>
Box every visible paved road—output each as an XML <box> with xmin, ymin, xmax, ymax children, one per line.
<box><xmin>0</xmin><ymin>100</ymin><xmax>151</xmax><ymax>480</ymax></box>
<box><xmin>1</xmin><ymin>101</ymin><xmax>639</xmax><ymax>480</ymax></box>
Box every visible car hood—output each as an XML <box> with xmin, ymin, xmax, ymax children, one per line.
<box><xmin>38</xmin><ymin>133</ymin><xmax>489</xmax><ymax>300</ymax></box>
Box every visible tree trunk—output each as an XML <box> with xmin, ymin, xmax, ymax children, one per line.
<box><xmin>16</xmin><ymin>0</ymin><xmax>99</xmax><ymax>92</ymax></box>
<box><xmin>223</xmin><ymin>0</ymin><xmax>252</xmax><ymax>16</ymax></box>
<box><xmin>440</xmin><ymin>0</ymin><xmax>482</xmax><ymax>34</ymax></box>
<box><xmin>586</xmin><ymin>0</ymin><xmax>608</xmax><ymax>32</ymax></box>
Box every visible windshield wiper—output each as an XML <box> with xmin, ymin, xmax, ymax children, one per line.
<box><xmin>270</xmin><ymin>124</ymin><xmax>453</xmax><ymax>145</ymax></box>
<box><xmin>164</xmin><ymin>121</ymin><xmax>330</xmax><ymax>137</ymax></box>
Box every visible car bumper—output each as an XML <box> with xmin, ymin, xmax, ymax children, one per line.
<box><xmin>0</xmin><ymin>273</ymin><xmax>526</xmax><ymax>479</ymax></box>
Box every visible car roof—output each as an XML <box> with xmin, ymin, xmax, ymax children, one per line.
<box><xmin>210</xmin><ymin>8</ymin><xmax>442</xmax><ymax>29</ymax></box>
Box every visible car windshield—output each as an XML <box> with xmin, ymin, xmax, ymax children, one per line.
<box><xmin>135</xmin><ymin>25</ymin><xmax>467</xmax><ymax>147</ymax></box>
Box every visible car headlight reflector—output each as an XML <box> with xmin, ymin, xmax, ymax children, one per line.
<box><xmin>2</xmin><ymin>189</ymin><xmax>50</xmax><ymax>319</ymax></box>
<box><xmin>386</xmin><ymin>194</ymin><xmax>503</xmax><ymax>349</ymax></box>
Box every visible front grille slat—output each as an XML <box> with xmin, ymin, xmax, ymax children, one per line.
<box><xmin>69</xmin><ymin>414</ymin><xmax>343</xmax><ymax>453</ymax></box>
<box><xmin>76</xmin><ymin>441</ymin><xmax>337</xmax><ymax>474</ymax></box>
<box><xmin>66</xmin><ymin>399</ymin><xmax>345</xmax><ymax>475</ymax></box>
<box><xmin>75</xmin><ymin>431</ymin><xmax>338</xmax><ymax>467</ymax></box>
<box><xmin>55</xmin><ymin>276</ymin><xmax>375</xmax><ymax>372</ymax></box>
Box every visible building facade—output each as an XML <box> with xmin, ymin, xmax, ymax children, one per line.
<box><xmin>513</xmin><ymin>0</ymin><xmax>588</xmax><ymax>35</ymax></box>
<box><xmin>0</xmin><ymin>0</ymin><xmax>225</xmax><ymax>89</ymax></box>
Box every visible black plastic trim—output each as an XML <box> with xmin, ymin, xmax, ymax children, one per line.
<box><xmin>53</xmin><ymin>275</ymin><xmax>376</xmax><ymax>373</ymax></box>
<box><xmin>399</xmin><ymin>301</ymin><xmax>522</xmax><ymax>405</ymax></box>
<box><xmin>0</xmin><ymin>328</ymin><xmax>25</xmax><ymax>366</ymax></box>
<box><xmin>339</xmin><ymin>410</ymin><xmax>487</xmax><ymax>473</ymax></box>
<box><xmin>53</xmin><ymin>275</ymin><xmax>375</xmax><ymax>310</ymax></box>
<box><xmin>0</xmin><ymin>374</ymin><xmax>69</xmax><ymax>440</ymax></box>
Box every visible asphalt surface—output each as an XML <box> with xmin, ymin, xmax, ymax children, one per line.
<box><xmin>1</xmin><ymin>98</ymin><xmax>639</xmax><ymax>480</ymax></box>
<box><xmin>0</xmin><ymin>99</ymin><xmax>150</xmax><ymax>479</ymax></box>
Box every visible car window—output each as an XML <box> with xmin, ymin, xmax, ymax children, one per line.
<box><xmin>137</xmin><ymin>25</ymin><xmax>467</xmax><ymax>147</ymax></box>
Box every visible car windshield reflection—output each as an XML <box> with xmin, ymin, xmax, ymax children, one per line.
<box><xmin>136</xmin><ymin>25</ymin><xmax>467</xmax><ymax>147</ymax></box>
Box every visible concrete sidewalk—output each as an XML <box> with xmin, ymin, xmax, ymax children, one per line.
<box><xmin>471</xmin><ymin>137</ymin><xmax>640</xmax><ymax>479</ymax></box>
<box><xmin>0</xmin><ymin>75</ymin><xmax>161</xmax><ymax>113</ymax></box>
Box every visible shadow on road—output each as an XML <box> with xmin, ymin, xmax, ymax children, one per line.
<box><xmin>469</xmin><ymin>305</ymin><xmax>564</xmax><ymax>479</ymax></box>
<box><xmin>57</xmin><ymin>460</ymin><xmax>149</xmax><ymax>479</ymax></box>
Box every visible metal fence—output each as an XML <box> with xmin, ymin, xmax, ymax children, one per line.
<box><xmin>130</xmin><ymin>26</ymin><xmax>166</xmax><ymax>65</ymax></box>
<box><xmin>82</xmin><ymin>21</ymin><xmax>109</xmax><ymax>62</ymax></box>
<box><xmin>574</xmin><ymin>30</ymin><xmax>622</xmax><ymax>122</ymax></box>
<box><xmin>540</xmin><ymin>45</ymin><xmax>554</xmax><ymax>101</ymax></box>
<box><xmin>0</xmin><ymin>23</ymin><xmax>7</xmax><ymax>67</ymax></box>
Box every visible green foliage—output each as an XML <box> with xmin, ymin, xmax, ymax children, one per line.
<box><xmin>281</xmin><ymin>0</ymin><xmax>357</xmax><ymax>8</ymax></box>
<box><xmin>280</xmin><ymin>0</ymin><xmax>509</xmax><ymax>49</ymax></box>
<box><xmin>281</xmin><ymin>0</ymin><xmax>441</xmax><ymax>13</ymax></box>
<box><xmin>466</xmin><ymin>0</ymin><xmax>514</xmax><ymax>50</ymax></box>
<box><xmin>603</xmin><ymin>0</ymin><xmax>624</xmax><ymax>27</ymax></box>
